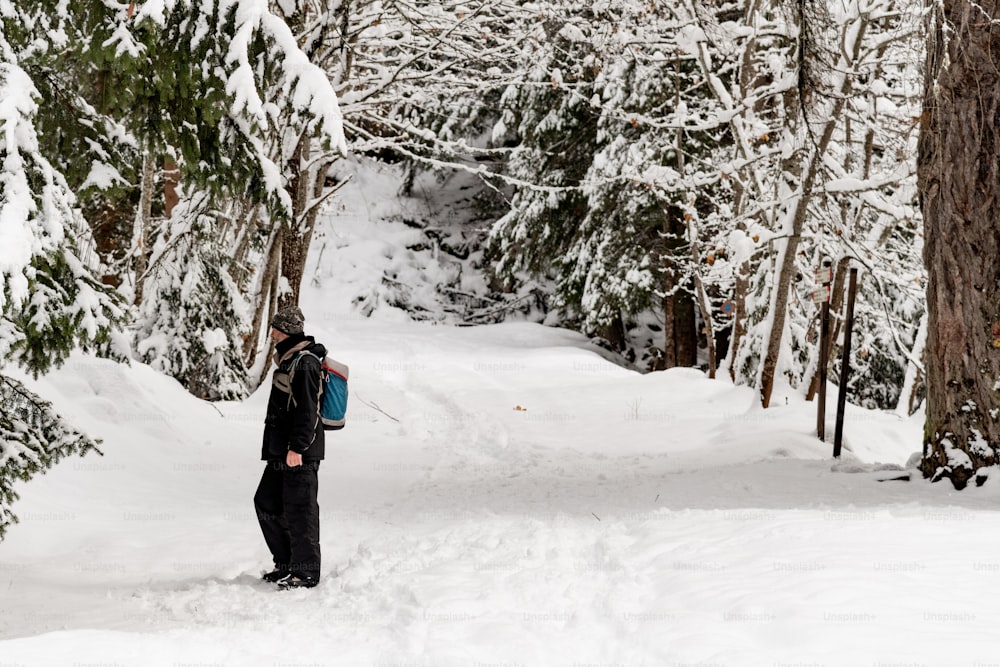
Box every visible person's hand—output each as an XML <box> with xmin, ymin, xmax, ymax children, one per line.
<box><xmin>286</xmin><ymin>450</ymin><xmax>303</xmax><ymax>468</ymax></box>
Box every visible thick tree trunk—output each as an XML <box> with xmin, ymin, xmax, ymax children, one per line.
<box><xmin>674</xmin><ymin>291</ymin><xmax>697</xmax><ymax>367</ymax></box>
<box><xmin>918</xmin><ymin>0</ymin><xmax>1000</xmax><ymax>489</ymax></box>
<box><xmin>661</xmin><ymin>281</ymin><xmax>697</xmax><ymax>369</ymax></box>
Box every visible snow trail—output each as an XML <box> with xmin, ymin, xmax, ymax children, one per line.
<box><xmin>1</xmin><ymin>199</ymin><xmax>997</xmax><ymax>665</ymax></box>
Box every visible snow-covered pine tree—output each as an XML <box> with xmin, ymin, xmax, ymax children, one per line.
<box><xmin>18</xmin><ymin>0</ymin><xmax>143</xmax><ymax>287</ymax></box>
<box><xmin>91</xmin><ymin>0</ymin><xmax>349</xmax><ymax>397</ymax></box>
<box><xmin>0</xmin><ymin>376</ymin><xmax>102</xmax><ymax>540</ymax></box>
<box><xmin>486</xmin><ymin>2</ymin><xmax>601</xmax><ymax>325</ymax></box>
<box><xmin>133</xmin><ymin>200</ymin><xmax>252</xmax><ymax>401</ymax></box>
<box><xmin>0</xmin><ymin>2</ymin><xmax>126</xmax><ymax>539</ymax></box>
<box><xmin>487</xmin><ymin>0</ymin><xmax>730</xmax><ymax>367</ymax></box>
<box><xmin>123</xmin><ymin>0</ymin><xmax>532</xmax><ymax>393</ymax></box>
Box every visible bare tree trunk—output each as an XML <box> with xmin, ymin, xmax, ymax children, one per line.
<box><xmin>279</xmin><ymin>134</ymin><xmax>338</xmax><ymax>309</ymax></box>
<box><xmin>895</xmin><ymin>311</ymin><xmax>927</xmax><ymax>418</ymax></box>
<box><xmin>759</xmin><ymin>12</ymin><xmax>869</xmax><ymax>407</ymax></box>
<box><xmin>278</xmin><ymin>136</ymin><xmax>309</xmax><ymax>309</ymax></box>
<box><xmin>256</xmin><ymin>267</ymin><xmax>281</xmax><ymax>389</ymax></box>
<box><xmin>244</xmin><ymin>228</ymin><xmax>282</xmax><ymax>369</ymax></box>
<box><xmin>163</xmin><ymin>157</ymin><xmax>179</xmax><ymax>219</ymax></box>
<box><xmin>662</xmin><ymin>260</ymin><xmax>677</xmax><ymax>371</ymax></box>
<box><xmin>674</xmin><ymin>50</ymin><xmax>716</xmax><ymax>377</ymax></box>
<box><xmin>918</xmin><ymin>0</ymin><xmax>1000</xmax><ymax>489</ymax></box>
<box><xmin>758</xmin><ymin>231</ymin><xmax>802</xmax><ymax>407</ymax></box>
<box><xmin>675</xmin><ymin>291</ymin><xmax>697</xmax><ymax>367</ymax></box>
<box><xmin>685</xmin><ymin>0</ymin><xmax>787</xmax><ymax>383</ymax></box>
<box><xmin>232</xmin><ymin>206</ymin><xmax>259</xmax><ymax>267</ymax></box>
<box><xmin>132</xmin><ymin>153</ymin><xmax>155</xmax><ymax>305</ymax></box>
<box><xmin>603</xmin><ymin>312</ymin><xmax>627</xmax><ymax>353</ymax></box>
<box><xmin>689</xmin><ymin>226</ymin><xmax>716</xmax><ymax>377</ymax></box>
<box><xmin>335</xmin><ymin>0</ymin><xmax>355</xmax><ymax>87</ymax></box>
<box><xmin>661</xmin><ymin>213</ymin><xmax>698</xmax><ymax>370</ymax></box>
<box><xmin>728</xmin><ymin>258</ymin><xmax>750</xmax><ymax>382</ymax></box>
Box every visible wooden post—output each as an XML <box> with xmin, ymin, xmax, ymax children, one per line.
<box><xmin>817</xmin><ymin>300</ymin><xmax>830</xmax><ymax>441</ymax></box>
<box><xmin>815</xmin><ymin>257</ymin><xmax>833</xmax><ymax>441</ymax></box>
<box><xmin>833</xmin><ymin>268</ymin><xmax>859</xmax><ymax>458</ymax></box>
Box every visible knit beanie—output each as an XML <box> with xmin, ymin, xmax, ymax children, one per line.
<box><xmin>271</xmin><ymin>306</ymin><xmax>305</xmax><ymax>335</ymax></box>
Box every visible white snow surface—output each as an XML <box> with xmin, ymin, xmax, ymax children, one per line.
<box><xmin>3</xmin><ymin>169</ymin><xmax>1000</xmax><ymax>666</ymax></box>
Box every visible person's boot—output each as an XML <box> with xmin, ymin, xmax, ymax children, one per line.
<box><xmin>276</xmin><ymin>573</ymin><xmax>318</xmax><ymax>589</ymax></box>
<box><xmin>261</xmin><ymin>567</ymin><xmax>288</xmax><ymax>583</ymax></box>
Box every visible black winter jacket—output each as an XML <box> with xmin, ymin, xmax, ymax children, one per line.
<box><xmin>261</xmin><ymin>334</ymin><xmax>327</xmax><ymax>461</ymax></box>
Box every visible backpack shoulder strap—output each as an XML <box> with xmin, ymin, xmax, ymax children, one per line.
<box><xmin>287</xmin><ymin>351</ymin><xmax>314</xmax><ymax>408</ymax></box>
<box><xmin>287</xmin><ymin>350</ymin><xmax>325</xmax><ymax>417</ymax></box>
<box><xmin>288</xmin><ymin>350</ymin><xmax>323</xmax><ymax>378</ymax></box>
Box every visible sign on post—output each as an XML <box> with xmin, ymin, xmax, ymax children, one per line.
<box><xmin>813</xmin><ymin>257</ymin><xmax>833</xmax><ymax>304</ymax></box>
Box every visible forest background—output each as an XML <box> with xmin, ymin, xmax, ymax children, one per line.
<box><xmin>0</xmin><ymin>0</ymin><xmax>932</xmax><ymax>536</ymax></box>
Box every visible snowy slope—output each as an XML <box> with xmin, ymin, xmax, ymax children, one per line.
<box><xmin>3</xmin><ymin>165</ymin><xmax>1000</xmax><ymax>666</ymax></box>
<box><xmin>3</xmin><ymin>313</ymin><xmax>998</xmax><ymax>667</ymax></box>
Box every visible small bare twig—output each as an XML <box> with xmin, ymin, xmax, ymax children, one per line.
<box><xmin>356</xmin><ymin>394</ymin><xmax>401</xmax><ymax>423</ymax></box>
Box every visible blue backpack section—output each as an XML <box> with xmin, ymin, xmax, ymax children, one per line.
<box><xmin>294</xmin><ymin>351</ymin><xmax>349</xmax><ymax>430</ymax></box>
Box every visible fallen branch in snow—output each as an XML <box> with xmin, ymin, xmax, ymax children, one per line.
<box><xmin>462</xmin><ymin>293</ymin><xmax>539</xmax><ymax>323</ymax></box>
<box><xmin>357</xmin><ymin>394</ymin><xmax>401</xmax><ymax>423</ymax></box>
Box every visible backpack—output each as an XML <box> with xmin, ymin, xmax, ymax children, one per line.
<box><xmin>291</xmin><ymin>351</ymin><xmax>349</xmax><ymax>430</ymax></box>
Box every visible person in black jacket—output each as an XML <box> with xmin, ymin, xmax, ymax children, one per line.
<box><xmin>254</xmin><ymin>306</ymin><xmax>326</xmax><ymax>589</ymax></box>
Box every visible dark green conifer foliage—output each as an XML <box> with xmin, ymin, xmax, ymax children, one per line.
<box><xmin>0</xmin><ymin>376</ymin><xmax>102</xmax><ymax>540</ymax></box>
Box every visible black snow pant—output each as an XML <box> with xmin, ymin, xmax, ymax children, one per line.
<box><xmin>254</xmin><ymin>460</ymin><xmax>321</xmax><ymax>581</ymax></box>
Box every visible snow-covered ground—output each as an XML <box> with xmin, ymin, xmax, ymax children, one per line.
<box><xmin>3</xmin><ymin>162</ymin><xmax>1000</xmax><ymax>666</ymax></box>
